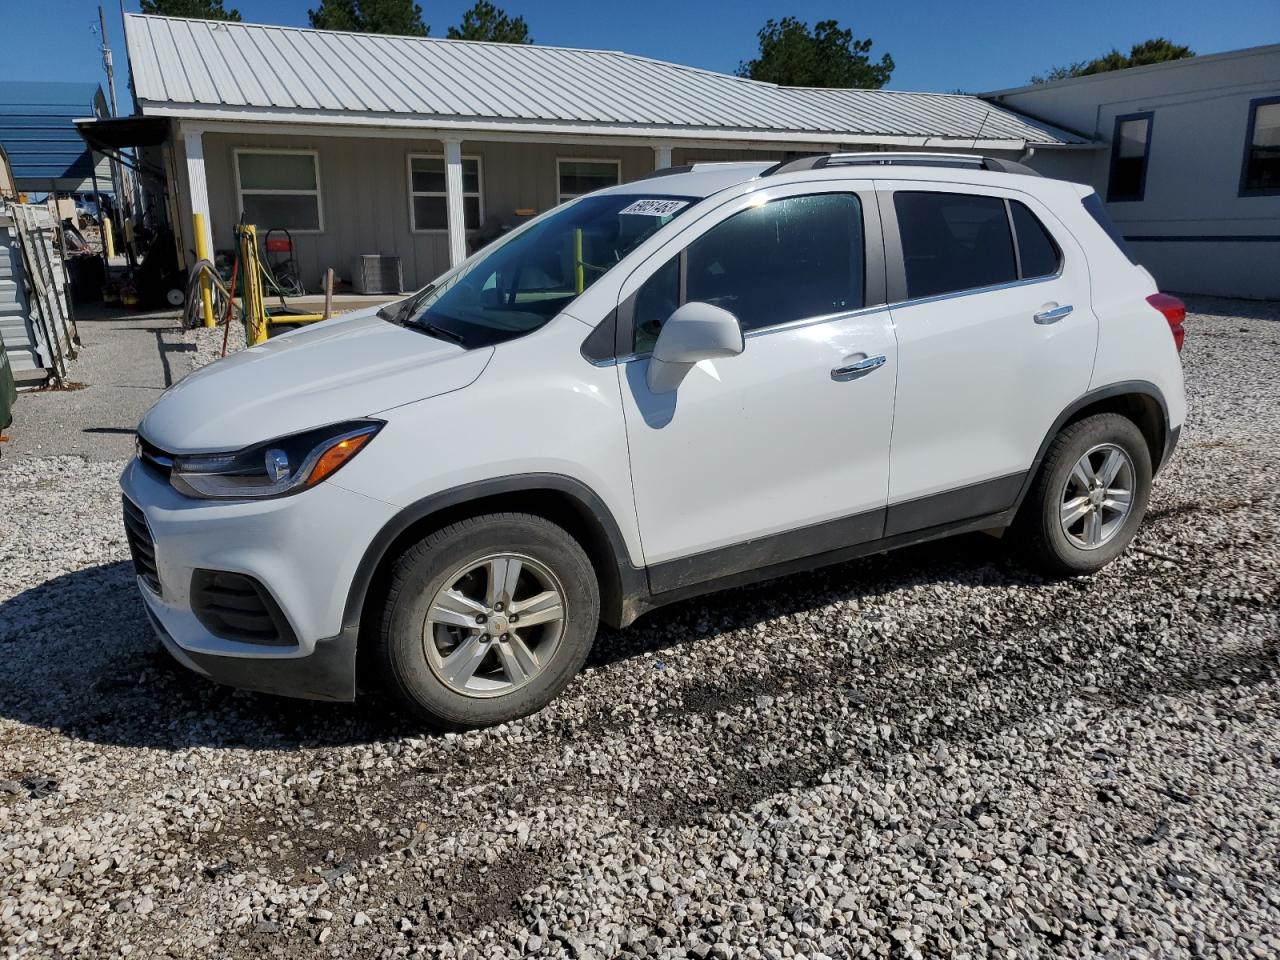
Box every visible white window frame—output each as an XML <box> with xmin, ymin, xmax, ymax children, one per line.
<box><xmin>556</xmin><ymin>157</ymin><xmax>622</xmax><ymax>204</ymax></box>
<box><xmin>233</xmin><ymin>148</ymin><xmax>324</xmax><ymax>234</ymax></box>
<box><xmin>408</xmin><ymin>153</ymin><xmax>484</xmax><ymax>234</ymax></box>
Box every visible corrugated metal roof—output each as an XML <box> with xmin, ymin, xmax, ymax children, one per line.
<box><xmin>124</xmin><ymin>14</ymin><xmax>1090</xmax><ymax>147</ymax></box>
<box><xmin>0</xmin><ymin>82</ymin><xmax>106</xmax><ymax>181</ymax></box>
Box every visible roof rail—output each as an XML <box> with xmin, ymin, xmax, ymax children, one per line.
<box><xmin>635</xmin><ymin>160</ymin><xmax>776</xmax><ymax>182</ymax></box>
<box><xmin>760</xmin><ymin>152</ymin><xmax>1041</xmax><ymax>178</ymax></box>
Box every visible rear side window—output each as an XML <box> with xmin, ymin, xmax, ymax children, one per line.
<box><xmin>1009</xmin><ymin>200</ymin><xmax>1061</xmax><ymax>279</ymax></box>
<box><xmin>633</xmin><ymin>193</ymin><xmax>865</xmax><ymax>352</ymax></box>
<box><xmin>894</xmin><ymin>192</ymin><xmax>1016</xmax><ymax>299</ymax></box>
<box><xmin>1081</xmin><ymin>192</ymin><xmax>1139</xmax><ymax>265</ymax></box>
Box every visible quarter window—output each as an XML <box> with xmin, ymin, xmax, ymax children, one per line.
<box><xmin>633</xmin><ymin>193</ymin><xmax>865</xmax><ymax>353</ymax></box>
<box><xmin>409</xmin><ymin>155</ymin><xmax>482</xmax><ymax>231</ymax></box>
<box><xmin>894</xmin><ymin>192</ymin><xmax>1016</xmax><ymax>300</ymax></box>
<box><xmin>558</xmin><ymin>159</ymin><xmax>621</xmax><ymax>203</ymax></box>
<box><xmin>1108</xmin><ymin>113</ymin><xmax>1153</xmax><ymax>202</ymax></box>
<box><xmin>235</xmin><ymin>150</ymin><xmax>322</xmax><ymax>231</ymax></box>
<box><xmin>1240</xmin><ymin>97</ymin><xmax>1280</xmax><ymax>196</ymax></box>
<box><xmin>1009</xmin><ymin>200</ymin><xmax>1061</xmax><ymax>279</ymax></box>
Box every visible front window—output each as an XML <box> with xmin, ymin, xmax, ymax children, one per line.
<box><xmin>633</xmin><ymin>193</ymin><xmax>866</xmax><ymax>353</ymax></box>
<box><xmin>1240</xmin><ymin>97</ymin><xmax>1280</xmax><ymax>196</ymax></box>
<box><xmin>557</xmin><ymin>159</ymin><xmax>621</xmax><ymax>203</ymax></box>
<box><xmin>393</xmin><ymin>193</ymin><xmax>695</xmax><ymax>348</ymax></box>
<box><xmin>235</xmin><ymin>150</ymin><xmax>322</xmax><ymax>231</ymax></box>
<box><xmin>409</xmin><ymin>155</ymin><xmax>483</xmax><ymax>230</ymax></box>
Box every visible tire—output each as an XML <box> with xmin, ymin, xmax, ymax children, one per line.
<box><xmin>1014</xmin><ymin>413</ymin><xmax>1153</xmax><ymax>576</ymax></box>
<box><xmin>376</xmin><ymin>512</ymin><xmax>600</xmax><ymax>729</ymax></box>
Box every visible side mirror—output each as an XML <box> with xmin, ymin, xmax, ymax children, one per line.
<box><xmin>646</xmin><ymin>301</ymin><xmax>745</xmax><ymax>393</ymax></box>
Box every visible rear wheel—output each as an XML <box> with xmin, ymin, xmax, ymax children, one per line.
<box><xmin>1015</xmin><ymin>413</ymin><xmax>1152</xmax><ymax>576</ymax></box>
<box><xmin>376</xmin><ymin>513</ymin><xmax>599</xmax><ymax>729</ymax></box>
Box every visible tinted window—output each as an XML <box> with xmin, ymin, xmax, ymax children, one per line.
<box><xmin>1241</xmin><ymin>97</ymin><xmax>1280</xmax><ymax>195</ymax></box>
<box><xmin>1108</xmin><ymin>114</ymin><xmax>1152</xmax><ymax>202</ymax></box>
<box><xmin>894</xmin><ymin>192</ymin><xmax>1016</xmax><ymax>299</ymax></box>
<box><xmin>633</xmin><ymin>193</ymin><xmax>865</xmax><ymax>352</ymax></box>
<box><xmin>633</xmin><ymin>257</ymin><xmax>680</xmax><ymax>354</ymax></box>
<box><xmin>1010</xmin><ymin>200</ymin><xmax>1061</xmax><ymax>279</ymax></box>
<box><xmin>1081</xmin><ymin>192</ymin><xmax>1138</xmax><ymax>265</ymax></box>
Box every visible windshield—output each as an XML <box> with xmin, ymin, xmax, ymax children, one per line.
<box><xmin>390</xmin><ymin>193</ymin><xmax>695</xmax><ymax>348</ymax></box>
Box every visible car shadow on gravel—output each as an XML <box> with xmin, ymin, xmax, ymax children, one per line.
<box><xmin>0</xmin><ymin>561</ymin><xmax>412</xmax><ymax>751</ymax></box>
<box><xmin>585</xmin><ymin>531</ymin><xmax>1036</xmax><ymax>669</ymax></box>
<box><xmin>0</xmin><ymin>534</ymin><xmax>1098</xmax><ymax>752</ymax></box>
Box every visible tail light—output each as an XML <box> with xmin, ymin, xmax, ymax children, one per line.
<box><xmin>1147</xmin><ymin>293</ymin><xmax>1185</xmax><ymax>352</ymax></box>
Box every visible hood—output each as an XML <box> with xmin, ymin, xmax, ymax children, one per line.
<box><xmin>140</xmin><ymin>307</ymin><xmax>492</xmax><ymax>453</ymax></box>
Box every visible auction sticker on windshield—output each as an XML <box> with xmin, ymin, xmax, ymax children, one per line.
<box><xmin>619</xmin><ymin>199</ymin><xmax>690</xmax><ymax>217</ymax></box>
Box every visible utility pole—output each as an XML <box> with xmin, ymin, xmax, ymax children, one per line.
<box><xmin>97</xmin><ymin>5</ymin><xmax>129</xmax><ymax>259</ymax></box>
<box><xmin>99</xmin><ymin>6</ymin><xmax>120</xmax><ymax>118</ymax></box>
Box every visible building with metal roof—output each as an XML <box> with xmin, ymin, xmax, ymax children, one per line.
<box><xmin>106</xmin><ymin>13</ymin><xmax>1097</xmax><ymax>293</ymax></box>
<box><xmin>0</xmin><ymin>81</ymin><xmax>112</xmax><ymax>193</ymax></box>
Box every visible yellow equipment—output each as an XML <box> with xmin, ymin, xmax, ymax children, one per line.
<box><xmin>185</xmin><ymin>221</ymin><xmax>329</xmax><ymax>345</ymax></box>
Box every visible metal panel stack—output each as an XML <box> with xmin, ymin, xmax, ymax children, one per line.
<box><xmin>0</xmin><ymin>203</ymin><xmax>77</xmax><ymax>384</ymax></box>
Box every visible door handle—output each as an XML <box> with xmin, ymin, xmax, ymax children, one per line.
<box><xmin>831</xmin><ymin>355</ymin><xmax>887</xmax><ymax>381</ymax></box>
<box><xmin>1034</xmin><ymin>304</ymin><xmax>1073</xmax><ymax>324</ymax></box>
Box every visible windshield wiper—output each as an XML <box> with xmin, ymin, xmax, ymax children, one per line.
<box><xmin>414</xmin><ymin>322</ymin><xmax>465</xmax><ymax>345</ymax></box>
<box><xmin>378</xmin><ymin>286</ymin><xmax>434</xmax><ymax>326</ymax></box>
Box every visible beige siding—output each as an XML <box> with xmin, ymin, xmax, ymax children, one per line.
<box><xmin>186</xmin><ymin>133</ymin><xmax>657</xmax><ymax>292</ymax></box>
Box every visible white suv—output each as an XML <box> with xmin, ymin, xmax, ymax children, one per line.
<box><xmin>122</xmin><ymin>154</ymin><xmax>1187</xmax><ymax>728</ymax></box>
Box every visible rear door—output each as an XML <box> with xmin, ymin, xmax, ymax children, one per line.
<box><xmin>879</xmin><ymin>182</ymin><xmax>1097</xmax><ymax>531</ymax></box>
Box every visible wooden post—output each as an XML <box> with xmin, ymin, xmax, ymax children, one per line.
<box><xmin>323</xmin><ymin>267</ymin><xmax>334</xmax><ymax>320</ymax></box>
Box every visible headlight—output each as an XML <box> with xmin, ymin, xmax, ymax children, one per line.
<box><xmin>169</xmin><ymin>420</ymin><xmax>383</xmax><ymax>500</ymax></box>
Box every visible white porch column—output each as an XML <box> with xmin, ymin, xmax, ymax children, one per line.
<box><xmin>181</xmin><ymin>124</ymin><xmax>213</xmax><ymax>258</ymax></box>
<box><xmin>443</xmin><ymin>138</ymin><xmax>467</xmax><ymax>267</ymax></box>
<box><xmin>654</xmin><ymin>143</ymin><xmax>673</xmax><ymax>170</ymax></box>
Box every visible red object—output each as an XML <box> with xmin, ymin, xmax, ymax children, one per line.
<box><xmin>265</xmin><ymin>237</ymin><xmax>291</xmax><ymax>253</ymax></box>
<box><xmin>1147</xmin><ymin>293</ymin><xmax>1186</xmax><ymax>352</ymax></box>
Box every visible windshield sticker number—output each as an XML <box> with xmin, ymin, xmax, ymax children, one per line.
<box><xmin>618</xmin><ymin>199</ymin><xmax>689</xmax><ymax>217</ymax></box>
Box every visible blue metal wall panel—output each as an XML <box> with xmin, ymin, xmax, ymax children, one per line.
<box><xmin>0</xmin><ymin>82</ymin><xmax>105</xmax><ymax>182</ymax></box>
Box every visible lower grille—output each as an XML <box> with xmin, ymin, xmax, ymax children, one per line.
<box><xmin>190</xmin><ymin>570</ymin><xmax>296</xmax><ymax>646</ymax></box>
<box><xmin>122</xmin><ymin>497</ymin><xmax>161</xmax><ymax>594</ymax></box>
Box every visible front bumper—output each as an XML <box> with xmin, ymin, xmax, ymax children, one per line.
<box><xmin>145</xmin><ymin>605</ymin><xmax>359</xmax><ymax>701</ymax></box>
<box><xmin>120</xmin><ymin>457</ymin><xmax>398</xmax><ymax>701</ymax></box>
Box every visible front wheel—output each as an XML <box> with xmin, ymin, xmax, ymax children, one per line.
<box><xmin>1014</xmin><ymin>413</ymin><xmax>1153</xmax><ymax>576</ymax></box>
<box><xmin>376</xmin><ymin>513</ymin><xmax>600</xmax><ymax>729</ymax></box>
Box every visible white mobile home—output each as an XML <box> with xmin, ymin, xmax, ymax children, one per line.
<box><xmin>986</xmin><ymin>44</ymin><xmax>1280</xmax><ymax>299</ymax></box>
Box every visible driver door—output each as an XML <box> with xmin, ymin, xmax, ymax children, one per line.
<box><xmin>615</xmin><ymin>184</ymin><xmax>898</xmax><ymax>592</ymax></box>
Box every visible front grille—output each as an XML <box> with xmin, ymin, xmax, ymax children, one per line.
<box><xmin>190</xmin><ymin>570</ymin><xmax>296</xmax><ymax>646</ymax></box>
<box><xmin>136</xmin><ymin>435</ymin><xmax>174</xmax><ymax>480</ymax></box>
<box><xmin>122</xmin><ymin>497</ymin><xmax>161</xmax><ymax>594</ymax></box>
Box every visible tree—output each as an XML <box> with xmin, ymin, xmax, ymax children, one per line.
<box><xmin>308</xmin><ymin>0</ymin><xmax>429</xmax><ymax>37</ymax></box>
<box><xmin>447</xmin><ymin>1</ymin><xmax>532</xmax><ymax>43</ymax></box>
<box><xmin>737</xmin><ymin>17</ymin><xmax>893</xmax><ymax>89</ymax></box>
<box><xmin>1031</xmin><ymin>38</ymin><xmax>1193</xmax><ymax>84</ymax></box>
<box><xmin>139</xmin><ymin>0</ymin><xmax>241</xmax><ymax>20</ymax></box>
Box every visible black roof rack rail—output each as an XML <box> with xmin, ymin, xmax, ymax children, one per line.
<box><xmin>633</xmin><ymin>164</ymin><xmax>699</xmax><ymax>181</ymax></box>
<box><xmin>760</xmin><ymin>152</ymin><xmax>1041</xmax><ymax>178</ymax></box>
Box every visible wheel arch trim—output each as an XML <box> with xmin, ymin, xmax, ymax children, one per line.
<box><xmin>1014</xmin><ymin>379</ymin><xmax>1171</xmax><ymax>514</ymax></box>
<box><xmin>342</xmin><ymin>473</ymin><xmax>644</xmax><ymax>635</ymax></box>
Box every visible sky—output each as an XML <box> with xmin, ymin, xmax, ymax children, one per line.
<box><xmin>2</xmin><ymin>0</ymin><xmax>1277</xmax><ymax>106</ymax></box>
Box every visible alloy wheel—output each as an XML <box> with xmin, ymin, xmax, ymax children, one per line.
<box><xmin>1059</xmin><ymin>442</ymin><xmax>1135</xmax><ymax>550</ymax></box>
<box><xmin>422</xmin><ymin>553</ymin><xmax>566</xmax><ymax>698</ymax></box>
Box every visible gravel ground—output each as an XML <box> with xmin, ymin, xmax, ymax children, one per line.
<box><xmin>0</xmin><ymin>298</ymin><xmax>1277</xmax><ymax>959</ymax></box>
